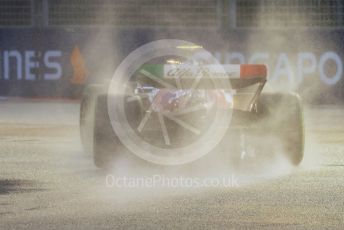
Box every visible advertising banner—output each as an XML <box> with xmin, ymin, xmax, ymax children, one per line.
<box><xmin>0</xmin><ymin>28</ymin><xmax>343</xmax><ymax>103</ymax></box>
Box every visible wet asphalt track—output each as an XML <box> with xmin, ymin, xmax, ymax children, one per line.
<box><xmin>0</xmin><ymin>99</ymin><xmax>343</xmax><ymax>229</ymax></box>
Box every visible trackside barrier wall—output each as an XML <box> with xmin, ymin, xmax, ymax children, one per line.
<box><xmin>0</xmin><ymin>28</ymin><xmax>343</xmax><ymax>103</ymax></box>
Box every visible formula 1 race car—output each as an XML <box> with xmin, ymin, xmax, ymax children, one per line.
<box><xmin>80</xmin><ymin>53</ymin><xmax>304</xmax><ymax>170</ymax></box>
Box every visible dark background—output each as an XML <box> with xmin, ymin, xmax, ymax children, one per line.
<box><xmin>0</xmin><ymin>0</ymin><xmax>343</xmax><ymax>103</ymax></box>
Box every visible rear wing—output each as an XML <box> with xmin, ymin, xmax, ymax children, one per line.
<box><xmin>136</xmin><ymin>64</ymin><xmax>267</xmax><ymax>89</ymax></box>
<box><xmin>132</xmin><ymin>64</ymin><xmax>267</xmax><ymax>111</ymax></box>
<box><xmin>237</xmin><ymin>64</ymin><xmax>267</xmax><ymax>79</ymax></box>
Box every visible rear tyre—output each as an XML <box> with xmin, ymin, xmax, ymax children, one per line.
<box><xmin>93</xmin><ymin>94</ymin><xmax>142</xmax><ymax>169</ymax></box>
<box><xmin>80</xmin><ymin>85</ymin><xmax>105</xmax><ymax>157</ymax></box>
<box><xmin>257</xmin><ymin>93</ymin><xmax>304</xmax><ymax>166</ymax></box>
